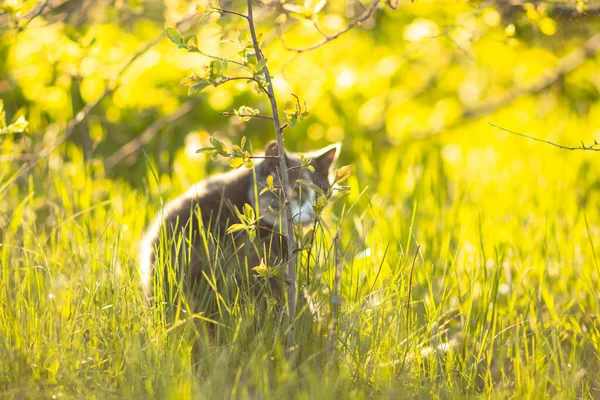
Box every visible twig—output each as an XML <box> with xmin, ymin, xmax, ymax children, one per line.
<box><xmin>247</xmin><ymin>155</ymin><xmax>279</xmax><ymax>159</ymax></box>
<box><xmin>463</xmin><ymin>33</ymin><xmax>600</xmax><ymax>119</ymax></box>
<box><xmin>23</xmin><ymin>0</ymin><xmax>49</xmax><ymax>28</ymax></box>
<box><xmin>189</xmin><ymin>49</ymin><xmax>246</xmax><ymax>67</ymax></box>
<box><xmin>246</xmin><ymin>0</ymin><xmax>297</xmax><ymax>323</ymax></box>
<box><xmin>105</xmin><ymin>99</ymin><xmax>200</xmax><ymax>170</ymax></box>
<box><xmin>212</xmin><ymin>7</ymin><xmax>248</xmax><ymax>20</ymax></box>
<box><xmin>220</xmin><ymin>112</ymin><xmax>273</xmax><ymax>120</ymax></box>
<box><xmin>278</xmin><ymin>0</ymin><xmax>381</xmax><ymax>54</ymax></box>
<box><xmin>489</xmin><ymin>122</ymin><xmax>600</xmax><ymax>152</ymax></box>
<box><xmin>412</xmin><ymin>32</ymin><xmax>600</xmax><ymax>141</ymax></box>
<box><xmin>221</xmin><ymin>76</ymin><xmax>256</xmax><ymax>83</ymax></box>
<box><xmin>0</xmin><ymin>0</ymin><xmax>49</xmax><ymax>30</ymax></box>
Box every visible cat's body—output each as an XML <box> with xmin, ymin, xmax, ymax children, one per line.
<box><xmin>139</xmin><ymin>142</ymin><xmax>339</xmax><ymax>307</ymax></box>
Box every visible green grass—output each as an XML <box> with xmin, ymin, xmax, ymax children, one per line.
<box><xmin>1</xmin><ymin>140</ymin><xmax>600</xmax><ymax>399</ymax></box>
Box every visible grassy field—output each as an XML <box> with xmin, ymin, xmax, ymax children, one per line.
<box><xmin>2</xmin><ymin>132</ymin><xmax>600</xmax><ymax>398</ymax></box>
<box><xmin>1</xmin><ymin>0</ymin><xmax>600</xmax><ymax>397</ymax></box>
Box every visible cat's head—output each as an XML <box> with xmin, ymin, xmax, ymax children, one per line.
<box><xmin>250</xmin><ymin>141</ymin><xmax>340</xmax><ymax>229</ymax></box>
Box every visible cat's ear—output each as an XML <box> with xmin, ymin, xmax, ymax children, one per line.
<box><xmin>264</xmin><ymin>141</ymin><xmax>279</xmax><ymax>157</ymax></box>
<box><xmin>311</xmin><ymin>143</ymin><xmax>340</xmax><ymax>173</ymax></box>
<box><xmin>262</xmin><ymin>140</ymin><xmax>286</xmax><ymax>173</ymax></box>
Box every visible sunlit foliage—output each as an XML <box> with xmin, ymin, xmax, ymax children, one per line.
<box><xmin>1</xmin><ymin>0</ymin><xmax>600</xmax><ymax>397</ymax></box>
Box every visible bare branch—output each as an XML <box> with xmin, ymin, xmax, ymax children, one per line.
<box><xmin>278</xmin><ymin>0</ymin><xmax>381</xmax><ymax>54</ymax></box>
<box><xmin>221</xmin><ymin>76</ymin><xmax>259</xmax><ymax>83</ymax></box>
<box><xmin>412</xmin><ymin>32</ymin><xmax>600</xmax><ymax>141</ymax></box>
<box><xmin>489</xmin><ymin>122</ymin><xmax>600</xmax><ymax>152</ymax></box>
<box><xmin>461</xmin><ymin>32</ymin><xmax>600</xmax><ymax>120</ymax></box>
<box><xmin>220</xmin><ymin>112</ymin><xmax>273</xmax><ymax>120</ymax></box>
<box><xmin>0</xmin><ymin>0</ymin><xmax>49</xmax><ymax>30</ymax></box>
<box><xmin>22</xmin><ymin>0</ymin><xmax>49</xmax><ymax>28</ymax></box>
<box><xmin>212</xmin><ymin>7</ymin><xmax>248</xmax><ymax>20</ymax></box>
<box><xmin>189</xmin><ymin>49</ymin><xmax>246</xmax><ymax>67</ymax></box>
<box><xmin>248</xmin><ymin>155</ymin><xmax>279</xmax><ymax>159</ymax></box>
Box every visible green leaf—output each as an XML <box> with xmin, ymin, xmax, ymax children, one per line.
<box><xmin>252</xmin><ymin>258</ymin><xmax>275</xmax><ymax>278</ymax></box>
<box><xmin>236</xmin><ymin>30</ymin><xmax>245</xmax><ymax>47</ymax></box>
<box><xmin>243</xmin><ymin>203</ymin><xmax>255</xmax><ymax>221</ymax></box>
<box><xmin>210</xmin><ymin>137</ymin><xmax>229</xmax><ymax>156</ymax></box>
<box><xmin>0</xmin><ymin>116</ymin><xmax>28</xmax><ymax>135</ymax></box>
<box><xmin>196</xmin><ymin>5</ymin><xmax>209</xmax><ymax>14</ymax></box>
<box><xmin>226</xmin><ymin>223</ymin><xmax>247</xmax><ymax>234</ymax></box>
<box><xmin>196</xmin><ymin>147</ymin><xmax>215</xmax><ymax>154</ymax></box>
<box><xmin>165</xmin><ymin>27</ymin><xmax>182</xmax><ymax>46</ymax></box>
<box><xmin>210</xmin><ymin>60</ymin><xmax>221</xmax><ymax>76</ymax></box>
<box><xmin>188</xmin><ymin>81</ymin><xmax>210</xmax><ymax>95</ymax></box>
<box><xmin>220</xmin><ymin>59</ymin><xmax>229</xmax><ymax>75</ymax></box>
<box><xmin>328</xmin><ymin>188</ymin><xmax>351</xmax><ymax>202</ymax></box>
<box><xmin>254</xmin><ymin>58</ymin><xmax>268</xmax><ymax>71</ymax></box>
<box><xmin>301</xmin><ymin>228</ymin><xmax>314</xmax><ymax>247</ymax></box>
<box><xmin>283</xmin><ymin>101</ymin><xmax>295</xmax><ymax>113</ymax></box>
<box><xmin>245</xmin><ymin>52</ymin><xmax>258</xmax><ymax>65</ymax></box>
<box><xmin>288</xmin><ymin>115</ymin><xmax>297</xmax><ymax>127</ymax></box>
<box><xmin>232</xmin><ymin>144</ymin><xmax>242</xmax><ymax>155</ymax></box>
<box><xmin>183</xmin><ymin>33</ymin><xmax>196</xmax><ymax>45</ymax></box>
<box><xmin>180</xmin><ymin>75</ymin><xmax>196</xmax><ymax>87</ymax></box>
<box><xmin>229</xmin><ymin>158</ymin><xmax>244</xmax><ymax>168</ymax></box>
<box><xmin>334</xmin><ymin>165</ymin><xmax>352</xmax><ymax>183</ymax></box>
<box><xmin>296</xmin><ymin>179</ymin><xmax>324</xmax><ymax>197</ymax></box>
<box><xmin>314</xmin><ymin>195</ymin><xmax>326</xmax><ymax>211</ymax></box>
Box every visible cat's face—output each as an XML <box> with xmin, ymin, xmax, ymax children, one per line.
<box><xmin>250</xmin><ymin>141</ymin><xmax>340</xmax><ymax>229</ymax></box>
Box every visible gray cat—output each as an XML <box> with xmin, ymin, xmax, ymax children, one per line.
<box><xmin>139</xmin><ymin>141</ymin><xmax>339</xmax><ymax>306</ymax></box>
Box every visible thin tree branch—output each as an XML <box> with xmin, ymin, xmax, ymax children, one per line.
<box><xmin>278</xmin><ymin>0</ymin><xmax>381</xmax><ymax>54</ymax></box>
<box><xmin>489</xmin><ymin>122</ymin><xmax>600</xmax><ymax>152</ymax></box>
<box><xmin>247</xmin><ymin>0</ymin><xmax>297</xmax><ymax>322</ymax></box>
<box><xmin>212</xmin><ymin>7</ymin><xmax>248</xmax><ymax>20</ymax></box>
<box><xmin>411</xmin><ymin>32</ymin><xmax>600</xmax><ymax>141</ymax></box>
<box><xmin>0</xmin><ymin>0</ymin><xmax>49</xmax><ymax>30</ymax></box>
<box><xmin>220</xmin><ymin>112</ymin><xmax>273</xmax><ymax>120</ymax></box>
<box><xmin>23</xmin><ymin>0</ymin><xmax>49</xmax><ymax>28</ymax></box>
<box><xmin>222</xmin><ymin>76</ymin><xmax>256</xmax><ymax>82</ymax></box>
<box><xmin>189</xmin><ymin>49</ymin><xmax>246</xmax><ymax>67</ymax></box>
<box><xmin>462</xmin><ymin>32</ymin><xmax>600</xmax><ymax>120</ymax></box>
<box><xmin>248</xmin><ymin>155</ymin><xmax>279</xmax><ymax>159</ymax></box>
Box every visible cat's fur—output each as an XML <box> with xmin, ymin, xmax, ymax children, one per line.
<box><xmin>139</xmin><ymin>141</ymin><xmax>339</xmax><ymax>305</ymax></box>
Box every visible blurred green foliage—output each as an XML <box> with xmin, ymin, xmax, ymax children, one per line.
<box><xmin>2</xmin><ymin>0</ymin><xmax>600</xmax><ymax>397</ymax></box>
